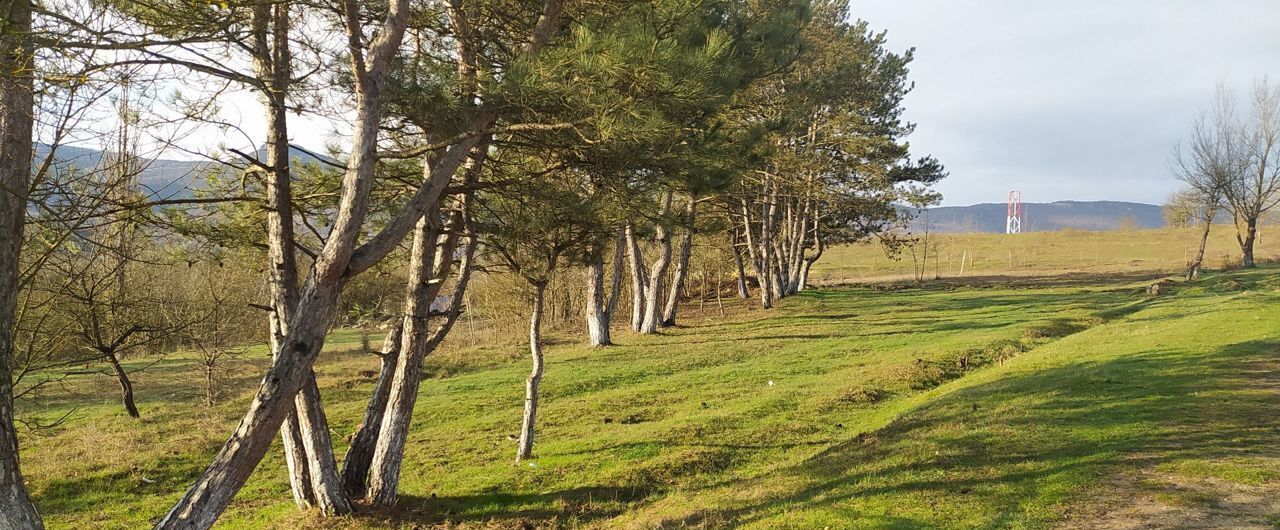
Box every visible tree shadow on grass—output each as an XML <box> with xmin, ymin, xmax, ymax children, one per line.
<box><xmin>662</xmin><ymin>339</ymin><xmax>1280</xmax><ymax>528</ymax></box>
<box><xmin>357</xmin><ymin>485</ymin><xmax>656</xmax><ymax>527</ymax></box>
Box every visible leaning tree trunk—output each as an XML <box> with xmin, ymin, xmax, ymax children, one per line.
<box><xmin>293</xmin><ymin>374</ymin><xmax>351</xmax><ymax>515</ymax></box>
<box><xmin>364</xmin><ymin>217</ymin><xmax>444</xmax><ymax>506</ymax></box>
<box><xmin>270</xmin><ymin>316</ymin><xmax>315</xmax><ymax>510</ymax></box>
<box><xmin>640</xmin><ymin>193</ymin><xmax>674</xmax><ymax>333</ymax></box>
<box><xmin>516</xmin><ymin>281</ymin><xmax>548</xmax><ymax>462</ymax></box>
<box><xmin>661</xmin><ymin>196</ymin><xmax>696</xmax><ymax>327</ymax></box>
<box><xmin>340</xmin><ymin>324</ymin><xmax>401</xmax><ymax>498</ymax></box>
<box><xmin>366</xmin><ymin>208</ymin><xmax>473</xmax><ymax>506</ymax></box>
<box><xmin>1188</xmin><ymin>206</ymin><xmax>1216</xmax><ymax>280</ymax></box>
<box><xmin>625</xmin><ymin>223</ymin><xmax>647</xmax><ymax>332</ymax></box>
<box><xmin>0</xmin><ymin>0</ymin><xmax>43</xmax><ymax>524</ymax></box>
<box><xmin>105</xmin><ymin>353</ymin><xmax>140</xmax><ymax>418</ymax></box>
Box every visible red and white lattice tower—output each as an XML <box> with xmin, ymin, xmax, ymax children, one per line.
<box><xmin>1006</xmin><ymin>191</ymin><xmax>1023</xmax><ymax>234</ymax></box>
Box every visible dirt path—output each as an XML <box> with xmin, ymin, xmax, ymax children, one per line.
<box><xmin>1058</xmin><ymin>465</ymin><xmax>1280</xmax><ymax>530</ymax></box>
<box><xmin>1058</xmin><ymin>358</ymin><xmax>1280</xmax><ymax>529</ymax></box>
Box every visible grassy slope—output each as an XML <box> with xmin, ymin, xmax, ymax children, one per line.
<box><xmin>17</xmin><ymin>268</ymin><xmax>1280</xmax><ymax>529</ymax></box>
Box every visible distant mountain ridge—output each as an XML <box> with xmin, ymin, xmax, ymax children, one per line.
<box><xmin>907</xmin><ymin>200</ymin><xmax>1166</xmax><ymax>233</ymax></box>
<box><xmin>33</xmin><ymin>143</ymin><xmax>1170</xmax><ymax>233</ymax></box>
<box><xmin>33</xmin><ymin>143</ymin><xmax>340</xmax><ymax>200</ymax></box>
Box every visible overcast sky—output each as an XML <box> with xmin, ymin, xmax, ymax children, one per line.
<box><xmin>847</xmin><ymin>1</ymin><xmax>1280</xmax><ymax>206</ymax></box>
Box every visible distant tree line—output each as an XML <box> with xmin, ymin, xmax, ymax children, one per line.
<box><xmin>0</xmin><ymin>0</ymin><xmax>943</xmax><ymax>528</ymax></box>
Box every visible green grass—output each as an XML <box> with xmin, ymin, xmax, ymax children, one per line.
<box><xmin>15</xmin><ymin>266</ymin><xmax>1280</xmax><ymax>529</ymax></box>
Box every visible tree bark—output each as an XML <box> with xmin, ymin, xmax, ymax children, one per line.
<box><xmin>105</xmin><ymin>353</ymin><xmax>140</xmax><ymax>418</ymax></box>
<box><xmin>661</xmin><ymin>196</ymin><xmax>696</xmax><ymax>327</ymax></box>
<box><xmin>249</xmin><ymin>3</ymin><xmax>335</xmax><ymax>512</ymax></box>
<box><xmin>293</xmin><ymin>373</ymin><xmax>351</xmax><ymax>515</ymax></box>
<box><xmin>640</xmin><ymin>192</ymin><xmax>674</xmax><ymax>333</ymax></box>
<box><xmin>279</xmin><ymin>399</ymin><xmax>315</xmax><ymax>509</ymax></box>
<box><xmin>606</xmin><ymin>227</ymin><xmax>625</xmax><ymax>322</ymax></box>
<box><xmin>625</xmin><ymin>223</ymin><xmax>647</xmax><ymax>332</ymax></box>
<box><xmin>0</xmin><ymin>0</ymin><xmax>43</xmax><ymax>524</ymax></box>
<box><xmin>586</xmin><ymin>228</ymin><xmax>627</xmax><ymax>345</ymax></box>
<box><xmin>271</xmin><ymin>315</ymin><xmax>315</xmax><ymax>510</ymax></box>
<box><xmin>340</xmin><ymin>324</ymin><xmax>401</xmax><ymax>498</ymax></box>
<box><xmin>762</xmin><ymin>185</ymin><xmax>784</xmax><ymax>302</ymax></box>
<box><xmin>1240</xmin><ymin>217</ymin><xmax>1257</xmax><ymax>267</ymax></box>
<box><xmin>516</xmin><ymin>282</ymin><xmax>547</xmax><ymax>462</ymax></box>
<box><xmin>799</xmin><ymin>209</ymin><xmax>824</xmax><ymax>291</ymax></box>
<box><xmin>585</xmin><ymin>245</ymin><xmax>612</xmax><ymax>346</ymax></box>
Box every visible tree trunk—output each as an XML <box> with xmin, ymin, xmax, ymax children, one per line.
<box><xmin>105</xmin><ymin>353</ymin><xmax>140</xmax><ymax>418</ymax></box>
<box><xmin>340</xmin><ymin>324</ymin><xmax>401</xmax><ymax>498</ymax></box>
<box><xmin>1240</xmin><ymin>217</ymin><xmax>1257</xmax><ymax>267</ymax></box>
<box><xmin>661</xmin><ymin>196</ymin><xmax>696</xmax><ymax>327</ymax></box>
<box><xmin>799</xmin><ymin>259</ymin><xmax>814</xmax><ymax>292</ymax></box>
<box><xmin>280</xmin><ymin>406</ymin><xmax>315</xmax><ymax>509</ymax></box>
<box><xmin>251</xmin><ymin>5</ymin><xmax>328</xmax><ymax>511</ymax></box>
<box><xmin>606</xmin><ymin>228</ymin><xmax>625</xmax><ymax>324</ymax></box>
<box><xmin>758</xmin><ymin>188</ymin><xmax>780</xmax><ymax>307</ymax></box>
<box><xmin>366</xmin><ymin>205</ymin><xmax>473</xmax><ymax>506</ymax></box>
<box><xmin>270</xmin><ymin>314</ymin><xmax>315</xmax><ymax>510</ymax></box>
<box><xmin>1188</xmin><ymin>207</ymin><xmax>1216</xmax><ymax>280</ymax></box>
<box><xmin>585</xmin><ymin>245</ymin><xmax>612</xmax><ymax>346</ymax></box>
<box><xmin>365</xmin><ymin>217</ymin><xmax>441</xmax><ymax>507</ymax></box>
<box><xmin>640</xmin><ymin>192</ymin><xmax>674</xmax><ymax>334</ymax></box>
<box><xmin>731</xmin><ymin>227</ymin><xmax>749</xmax><ymax>299</ymax></box>
<box><xmin>294</xmin><ymin>374</ymin><xmax>351</xmax><ymax>515</ymax></box>
<box><xmin>0</xmin><ymin>0</ymin><xmax>43</xmax><ymax>524</ymax></box>
<box><xmin>516</xmin><ymin>282</ymin><xmax>547</xmax><ymax>462</ymax></box>
<box><xmin>740</xmin><ymin>199</ymin><xmax>771</xmax><ymax>309</ymax></box>
<box><xmin>625</xmin><ymin>223</ymin><xmax>647</xmax><ymax>332</ymax></box>
<box><xmin>799</xmin><ymin>212</ymin><xmax>824</xmax><ymax>291</ymax></box>
<box><xmin>204</xmin><ymin>363</ymin><xmax>217</xmax><ymax>407</ymax></box>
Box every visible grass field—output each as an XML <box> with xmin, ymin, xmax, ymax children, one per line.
<box><xmin>14</xmin><ymin>242</ymin><xmax>1280</xmax><ymax>528</ymax></box>
<box><xmin>810</xmin><ymin>226</ymin><xmax>1280</xmax><ymax>284</ymax></box>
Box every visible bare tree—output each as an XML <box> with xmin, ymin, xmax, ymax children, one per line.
<box><xmin>1172</xmin><ymin>92</ymin><xmax>1238</xmax><ymax>280</ymax></box>
<box><xmin>1221</xmin><ymin>80</ymin><xmax>1280</xmax><ymax>267</ymax></box>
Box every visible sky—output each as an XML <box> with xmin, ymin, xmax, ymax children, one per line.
<box><xmin>847</xmin><ymin>0</ymin><xmax>1280</xmax><ymax>206</ymax></box>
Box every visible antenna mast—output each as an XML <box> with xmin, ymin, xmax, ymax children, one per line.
<box><xmin>1006</xmin><ymin>191</ymin><xmax>1023</xmax><ymax>234</ymax></box>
